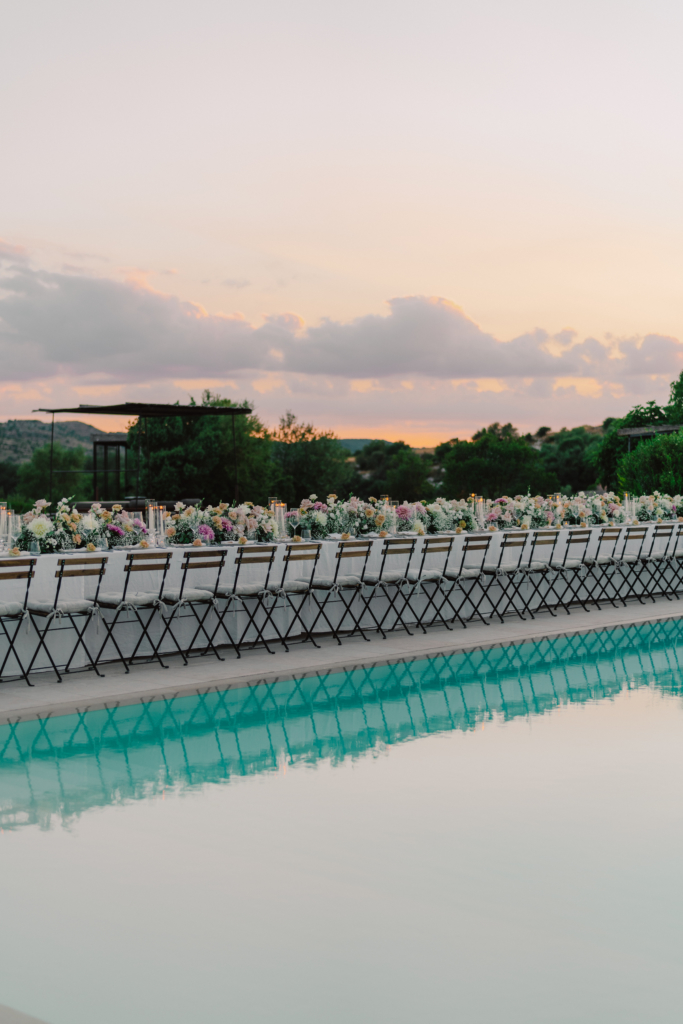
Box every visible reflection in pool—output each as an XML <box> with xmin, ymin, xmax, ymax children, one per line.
<box><xmin>3</xmin><ymin>618</ymin><xmax>683</xmax><ymax>830</ymax></box>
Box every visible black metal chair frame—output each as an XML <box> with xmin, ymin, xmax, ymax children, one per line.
<box><xmin>306</xmin><ymin>540</ymin><xmax>374</xmax><ymax>644</ymax></box>
<box><xmin>547</xmin><ymin>529</ymin><xmax>593</xmax><ymax>614</ymax></box>
<box><xmin>638</xmin><ymin>523</ymin><xmax>678</xmax><ymax>602</ymax></box>
<box><xmin>26</xmin><ymin>556</ymin><xmax>110</xmax><ymax>682</ymax></box>
<box><xmin>0</xmin><ymin>557</ymin><xmax>36</xmax><ymax>686</ymax></box>
<box><xmin>358</xmin><ymin>537</ymin><xmax>418</xmax><ymax>638</ymax></box>
<box><xmin>156</xmin><ymin>549</ymin><xmax>227</xmax><ymax>663</ymax></box>
<box><xmin>94</xmin><ymin>550</ymin><xmax>174</xmax><ymax>670</ymax></box>
<box><xmin>207</xmin><ymin>545</ymin><xmax>279</xmax><ymax>657</ymax></box>
<box><xmin>406</xmin><ymin>537</ymin><xmax>455</xmax><ymax>633</ymax></box>
<box><xmin>577</xmin><ymin>526</ymin><xmax>623</xmax><ymax>610</ymax></box>
<box><xmin>265</xmin><ymin>542</ymin><xmax>322</xmax><ymax>651</ymax></box>
<box><xmin>521</xmin><ymin>530</ymin><xmax>561</xmax><ymax>619</ymax></box>
<box><xmin>437</xmin><ymin>535</ymin><xmax>493</xmax><ymax>628</ymax></box>
<box><xmin>479</xmin><ymin>532</ymin><xmax>530</xmax><ymax>622</ymax></box>
<box><xmin>611</xmin><ymin>526</ymin><xmax>650</xmax><ymax>605</ymax></box>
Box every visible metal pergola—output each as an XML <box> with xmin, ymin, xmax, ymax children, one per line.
<box><xmin>33</xmin><ymin>402</ymin><xmax>252</xmax><ymax>503</ymax></box>
<box><xmin>617</xmin><ymin>423</ymin><xmax>682</xmax><ymax>453</ymax></box>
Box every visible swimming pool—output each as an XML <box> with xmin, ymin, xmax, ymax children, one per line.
<box><xmin>2</xmin><ymin>620</ymin><xmax>683</xmax><ymax>1022</ymax></box>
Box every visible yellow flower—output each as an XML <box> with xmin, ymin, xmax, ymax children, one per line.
<box><xmin>375</xmin><ymin>513</ymin><xmax>385</xmax><ymax>527</ymax></box>
<box><xmin>455</xmin><ymin>527</ymin><xmax>462</xmax><ymax>534</ymax></box>
<box><xmin>86</xmin><ymin>542</ymin><xmax>96</xmax><ymax>552</ymax></box>
<box><xmin>165</xmin><ymin>526</ymin><xmax>176</xmax><ymax>537</ymax></box>
<box><xmin>458</xmin><ymin>520</ymin><xmax>466</xmax><ymax>528</ymax></box>
<box><xmin>9</xmin><ymin>547</ymin><xmax>20</xmax><ymax>557</ymax></box>
<box><xmin>238</xmin><ymin>536</ymin><xmax>248</xmax><ymax>545</ymax></box>
<box><xmin>139</xmin><ymin>540</ymin><xmax>149</xmax><ymax>549</ymax></box>
<box><xmin>341</xmin><ymin>532</ymin><xmax>351</xmax><ymax>541</ymax></box>
<box><xmin>379</xmin><ymin>530</ymin><xmax>388</xmax><ymax>538</ymax></box>
<box><xmin>124</xmin><ymin>523</ymin><xmax>133</xmax><ymax>532</ymax></box>
<box><xmin>73</xmin><ymin>534</ymin><xmax>82</xmax><ymax>545</ymax></box>
<box><xmin>192</xmin><ymin>538</ymin><xmax>203</xmax><ymax>547</ymax></box>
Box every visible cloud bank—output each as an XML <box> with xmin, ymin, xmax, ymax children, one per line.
<box><xmin>1</xmin><ymin>256</ymin><xmax>681</xmax><ymax>438</ymax></box>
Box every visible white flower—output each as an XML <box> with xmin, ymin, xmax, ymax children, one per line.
<box><xmin>80</xmin><ymin>514</ymin><xmax>99</xmax><ymax>532</ymax></box>
<box><xmin>309</xmin><ymin>494</ymin><xmax>317</xmax><ymax>501</ymax></box>
<box><xmin>28</xmin><ymin>516</ymin><xmax>54</xmax><ymax>538</ymax></box>
<box><xmin>313</xmin><ymin>511</ymin><xmax>328</xmax><ymax>526</ymax></box>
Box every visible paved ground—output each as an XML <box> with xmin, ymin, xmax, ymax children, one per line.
<box><xmin>1</xmin><ymin>596</ymin><xmax>682</xmax><ymax>725</ymax></box>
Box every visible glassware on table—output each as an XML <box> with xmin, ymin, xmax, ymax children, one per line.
<box><xmin>29</xmin><ymin>540</ymin><xmax>41</xmax><ymax>556</ymax></box>
<box><xmin>302</xmin><ymin>528</ymin><xmax>312</xmax><ymax>540</ymax></box>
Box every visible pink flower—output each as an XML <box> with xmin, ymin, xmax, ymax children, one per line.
<box><xmin>198</xmin><ymin>524</ymin><xmax>215</xmax><ymax>541</ymax></box>
<box><xmin>108</xmin><ymin>524</ymin><xmax>124</xmax><ymax>537</ymax></box>
<box><xmin>220</xmin><ymin>517</ymin><xmax>233</xmax><ymax>532</ymax></box>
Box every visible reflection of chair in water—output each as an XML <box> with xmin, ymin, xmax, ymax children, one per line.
<box><xmin>5</xmin><ymin>617</ymin><xmax>683</xmax><ymax>831</ymax></box>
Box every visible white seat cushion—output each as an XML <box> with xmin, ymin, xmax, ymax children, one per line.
<box><xmin>583</xmin><ymin>554</ymin><xmax>614</xmax><ymax>566</ymax></box>
<box><xmin>0</xmin><ymin>602</ymin><xmax>24</xmax><ymax>617</ymax></box>
<box><xmin>444</xmin><ymin>566</ymin><xmax>482</xmax><ymax>580</ymax></box>
<box><xmin>406</xmin><ymin>568</ymin><xmax>443</xmax><ymax>583</ymax></box>
<box><xmin>28</xmin><ymin>599</ymin><xmax>94</xmax><ymax>616</ymax></box>
<box><xmin>96</xmin><ymin>591</ymin><xmax>159</xmax><ymax>608</ymax></box>
<box><xmin>310</xmin><ymin>575</ymin><xmax>360</xmax><ymax>590</ymax></box>
<box><xmin>270</xmin><ymin>579</ymin><xmax>311</xmax><ymax>594</ymax></box>
<box><xmin>527</xmin><ymin>560</ymin><xmax>552</xmax><ymax>570</ymax></box>
<box><xmin>619</xmin><ymin>553</ymin><xmax>639</xmax><ymax>563</ymax></box>
<box><xmin>160</xmin><ymin>588</ymin><xmax>214</xmax><ymax>604</ymax></box>
<box><xmin>550</xmin><ymin>558</ymin><xmax>584</xmax><ymax>570</ymax></box>
<box><xmin>362</xmin><ymin>570</ymin><xmax>408</xmax><ymax>585</ymax></box>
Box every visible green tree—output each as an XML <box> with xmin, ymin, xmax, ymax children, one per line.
<box><xmin>0</xmin><ymin>461</ymin><xmax>19</xmax><ymax>500</ymax></box>
<box><xmin>352</xmin><ymin>440</ymin><xmax>435</xmax><ymax>501</ymax></box>
<box><xmin>538</xmin><ymin>427</ymin><xmax>601</xmax><ymax>494</ymax></box>
<box><xmin>617</xmin><ymin>430</ymin><xmax>683</xmax><ymax>495</ymax></box>
<box><xmin>271</xmin><ymin>413</ymin><xmax>354</xmax><ymax>507</ymax></box>
<box><xmin>128</xmin><ymin>392</ymin><xmax>272</xmax><ymax>504</ymax></box>
<box><xmin>15</xmin><ymin>443</ymin><xmax>90</xmax><ymax>504</ymax></box>
<box><xmin>590</xmin><ymin>402</ymin><xmax>668</xmax><ymax>490</ymax></box>
<box><xmin>441</xmin><ymin>433</ymin><xmax>560</xmax><ymax>498</ymax></box>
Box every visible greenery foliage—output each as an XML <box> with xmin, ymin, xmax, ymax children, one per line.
<box><xmin>618</xmin><ymin>430</ymin><xmax>683</xmax><ymax>496</ymax></box>
<box><xmin>437</xmin><ymin>430</ymin><xmax>560</xmax><ymax>498</ymax></box>
<box><xmin>128</xmin><ymin>393</ymin><xmax>272</xmax><ymax>504</ymax></box>
<box><xmin>270</xmin><ymin>413</ymin><xmax>354</xmax><ymax>507</ymax></box>
<box><xmin>537</xmin><ymin>427</ymin><xmax>601</xmax><ymax>494</ymax></box>
<box><xmin>352</xmin><ymin>440</ymin><xmax>435</xmax><ymax>501</ymax></box>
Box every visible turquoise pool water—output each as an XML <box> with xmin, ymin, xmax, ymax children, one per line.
<box><xmin>2</xmin><ymin>621</ymin><xmax>683</xmax><ymax>1023</ymax></box>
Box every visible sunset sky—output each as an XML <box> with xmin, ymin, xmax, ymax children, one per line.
<box><xmin>2</xmin><ymin>0</ymin><xmax>683</xmax><ymax>443</ymax></box>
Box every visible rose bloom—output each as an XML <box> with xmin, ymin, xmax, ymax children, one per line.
<box><xmin>166</xmin><ymin>525</ymin><xmax>176</xmax><ymax>537</ymax></box>
<box><xmin>73</xmin><ymin>534</ymin><xmax>81</xmax><ymax>545</ymax></box>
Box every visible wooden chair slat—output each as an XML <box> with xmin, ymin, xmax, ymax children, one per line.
<box><xmin>0</xmin><ymin>570</ymin><xmax>34</xmax><ymax>581</ymax></box>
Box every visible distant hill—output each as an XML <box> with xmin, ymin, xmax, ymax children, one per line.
<box><xmin>338</xmin><ymin>438</ymin><xmax>387</xmax><ymax>454</ymax></box>
<box><xmin>0</xmin><ymin>420</ymin><xmax>111</xmax><ymax>464</ymax></box>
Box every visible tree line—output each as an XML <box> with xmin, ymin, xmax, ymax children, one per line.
<box><xmin>3</xmin><ymin>376</ymin><xmax>683</xmax><ymax>510</ymax></box>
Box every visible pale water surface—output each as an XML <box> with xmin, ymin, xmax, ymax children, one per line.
<box><xmin>2</xmin><ymin>621</ymin><xmax>683</xmax><ymax>1023</ymax></box>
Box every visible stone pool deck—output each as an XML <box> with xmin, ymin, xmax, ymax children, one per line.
<box><xmin>1</xmin><ymin>596</ymin><xmax>682</xmax><ymax>725</ymax></box>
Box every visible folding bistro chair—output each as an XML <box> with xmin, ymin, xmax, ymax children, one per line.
<box><xmin>403</xmin><ymin>536</ymin><xmax>454</xmax><ymax>633</ymax></box>
<box><xmin>579</xmin><ymin>526</ymin><xmax>623</xmax><ymax>610</ymax></box>
<box><xmin>265</xmin><ymin>542</ymin><xmax>322</xmax><ymax>651</ymax></box>
<box><xmin>203</xmin><ymin>544</ymin><xmax>279</xmax><ymax>657</ymax></box>
<box><xmin>0</xmin><ymin>557</ymin><xmax>36</xmax><ymax>685</ymax></box>
<box><xmin>665</xmin><ymin>524</ymin><xmax>683</xmax><ymax>599</ymax></box>
<box><xmin>637</xmin><ymin>523</ymin><xmax>678</xmax><ymax>602</ymax></box>
<box><xmin>359</xmin><ymin>536</ymin><xmax>418</xmax><ymax>638</ymax></box>
<box><xmin>521</xmin><ymin>530</ymin><xmax>561</xmax><ymax>618</ymax></box>
<box><xmin>156</xmin><ymin>548</ymin><xmax>227</xmax><ymax>663</ymax></box>
<box><xmin>94</xmin><ymin>550</ymin><xmax>174</xmax><ymax>670</ymax></box>
<box><xmin>26</xmin><ymin>556</ymin><xmax>109</xmax><ymax>682</ymax></box>
<box><xmin>546</xmin><ymin>529</ymin><xmax>593</xmax><ymax>614</ymax></box>
<box><xmin>306</xmin><ymin>540</ymin><xmax>373</xmax><ymax>644</ymax></box>
<box><xmin>438</xmin><ymin>535</ymin><xmax>493</xmax><ymax>627</ymax></box>
<box><xmin>610</xmin><ymin>525</ymin><xmax>650</xmax><ymax>606</ymax></box>
<box><xmin>479</xmin><ymin>531</ymin><xmax>530</xmax><ymax>622</ymax></box>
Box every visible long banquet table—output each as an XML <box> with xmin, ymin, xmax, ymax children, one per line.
<box><xmin>0</xmin><ymin>523</ymin><xmax>679</xmax><ymax>677</ymax></box>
